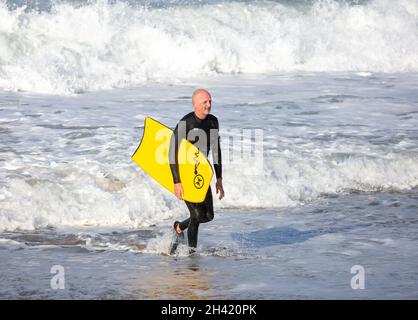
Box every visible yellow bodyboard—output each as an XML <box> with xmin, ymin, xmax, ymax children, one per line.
<box><xmin>132</xmin><ymin>117</ymin><xmax>213</xmax><ymax>203</ymax></box>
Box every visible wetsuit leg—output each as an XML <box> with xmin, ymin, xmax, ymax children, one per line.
<box><xmin>177</xmin><ymin>217</ymin><xmax>190</xmax><ymax>231</ymax></box>
<box><xmin>182</xmin><ymin>186</ymin><xmax>214</xmax><ymax>248</ymax></box>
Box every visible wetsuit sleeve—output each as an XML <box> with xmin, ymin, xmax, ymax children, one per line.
<box><xmin>169</xmin><ymin>120</ymin><xmax>186</xmax><ymax>184</ymax></box>
<box><xmin>212</xmin><ymin>119</ymin><xmax>222</xmax><ymax>180</ymax></box>
<box><xmin>168</xmin><ymin>117</ymin><xmax>187</xmax><ymax>184</ymax></box>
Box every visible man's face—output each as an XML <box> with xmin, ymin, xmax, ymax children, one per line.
<box><xmin>193</xmin><ymin>92</ymin><xmax>211</xmax><ymax>118</ymax></box>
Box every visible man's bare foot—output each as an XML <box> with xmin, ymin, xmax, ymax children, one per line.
<box><xmin>174</xmin><ymin>221</ymin><xmax>182</xmax><ymax>234</ymax></box>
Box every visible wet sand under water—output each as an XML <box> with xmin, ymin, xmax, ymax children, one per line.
<box><xmin>1</xmin><ymin>190</ymin><xmax>418</xmax><ymax>299</ymax></box>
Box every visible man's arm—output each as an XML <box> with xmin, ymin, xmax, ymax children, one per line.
<box><xmin>169</xmin><ymin>123</ymin><xmax>181</xmax><ymax>184</ymax></box>
<box><xmin>212</xmin><ymin>119</ymin><xmax>224</xmax><ymax>200</ymax></box>
<box><xmin>169</xmin><ymin>121</ymin><xmax>185</xmax><ymax>199</ymax></box>
<box><xmin>212</xmin><ymin>133</ymin><xmax>222</xmax><ymax>181</ymax></box>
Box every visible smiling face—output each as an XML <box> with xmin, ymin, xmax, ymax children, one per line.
<box><xmin>192</xmin><ymin>89</ymin><xmax>211</xmax><ymax>119</ymax></box>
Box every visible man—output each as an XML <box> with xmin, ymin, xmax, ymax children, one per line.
<box><xmin>169</xmin><ymin>89</ymin><xmax>224</xmax><ymax>253</ymax></box>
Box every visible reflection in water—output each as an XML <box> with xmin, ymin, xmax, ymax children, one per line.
<box><xmin>134</xmin><ymin>256</ymin><xmax>217</xmax><ymax>300</ymax></box>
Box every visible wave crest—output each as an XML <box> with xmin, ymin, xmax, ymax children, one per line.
<box><xmin>0</xmin><ymin>0</ymin><xmax>417</xmax><ymax>93</ymax></box>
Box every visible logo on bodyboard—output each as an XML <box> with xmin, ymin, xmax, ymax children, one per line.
<box><xmin>193</xmin><ymin>149</ymin><xmax>204</xmax><ymax>189</ymax></box>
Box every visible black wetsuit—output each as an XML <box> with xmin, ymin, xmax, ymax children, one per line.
<box><xmin>169</xmin><ymin>112</ymin><xmax>222</xmax><ymax>248</ymax></box>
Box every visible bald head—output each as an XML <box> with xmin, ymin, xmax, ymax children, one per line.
<box><xmin>192</xmin><ymin>89</ymin><xmax>211</xmax><ymax>104</ymax></box>
<box><xmin>192</xmin><ymin>89</ymin><xmax>212</xmax><ymax>120</ymax></box>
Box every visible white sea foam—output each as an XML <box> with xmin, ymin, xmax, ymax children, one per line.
<box><xmin>0</xmin><ymin>238</ymin><xmax>26</xmax><ymax>249</ymax></box>
<box><xmin>0</xmin><ymin>56</ymin><xmax>417</xmax><ymax>232</ymax></box>
<box><xmin>0</xmin><ymin>0</ymin><xmax>417</xmax><ymax>94</ymax></box>
<box><xmin>1</xmin><ymin>149</ymin><xmax>417</xmax><ymax>231</ymax></box>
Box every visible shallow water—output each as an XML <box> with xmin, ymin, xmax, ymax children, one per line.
<box><xmin>1</xmin><ymin>71</ymin><xmax>418</xmax><ymax>299</ymax></box>
<box><xmin>1</xmin><ymin>189</ymin><xmax>418</xmax><ymax>299</ymax></box>
<box><xmin>1</xmin><ymin>0</ymin><xmax>418</xmax><ymax>299</ymax></box>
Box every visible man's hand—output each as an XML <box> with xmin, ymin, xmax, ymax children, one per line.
<box><xmin>216</xmin><ymin>178</ymin><xmax>225</xmax><ymax>200</ymax></box>
<box><xmin>174</xmin><ymin>183</ymin><xmax>183</xmax><ymax>200</ymax></box>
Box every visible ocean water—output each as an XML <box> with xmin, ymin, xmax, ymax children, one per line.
<box><xmin>1</xmin><ymin>0</ymin><xmax>418</xmax><ymax>299</ymax></box>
